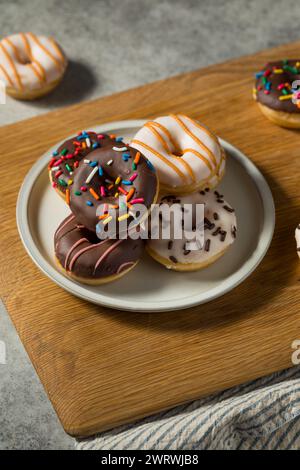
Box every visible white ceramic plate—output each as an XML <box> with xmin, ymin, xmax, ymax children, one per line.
<box><xmin>16</xmin><ymin>120</ymin><xmax>275</xmax><ymax>312</ymax></box>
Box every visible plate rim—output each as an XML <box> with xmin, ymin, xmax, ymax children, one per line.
<box><xmin>16</xmin><ymin>119</ymin><xmax>275</xmax><ymax>312</ymax></box>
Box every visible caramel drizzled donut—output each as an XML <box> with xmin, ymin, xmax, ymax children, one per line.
<box><xmin>254</xmin><ymin>60</ymin><xmax>300</xmax><ymax>128</ymax></box>
<box><xmin>147</xmin><ymin>189</ymin><xmax>237</xmax><ymax>271</ymax></box>
<box><xmin>48</xmin><ymin>131</ymin><xmax>117</xmax><ymax>200</ymax></box>
<box><xmin>131</xmin><ymin>114</ymin><xmax>225</xmax><ymax>194</ymax></box>
<box><xmin>69</xmin><ymin>140</ymin><xmax>159</xmax><ymax>233</ymax></box>
<box><xmin>0</xmin><ymin>32</ymin><xmax>67</xmax><ymax>100</ymax></box>
<box><xmin>54</xmin><ymin>214</ymin><xmax>144</xmax><ymax>284</ymax></box>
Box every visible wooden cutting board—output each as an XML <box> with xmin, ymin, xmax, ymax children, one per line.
<box><xmin>1</xmin><ymin>40</ymin><xmax>300</xmax><ymax>438</ymax></box>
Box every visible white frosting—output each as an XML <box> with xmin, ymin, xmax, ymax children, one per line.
<box><xmin>296</xmin><ymin>225</ymin><xmax>300</xmax><ymax>258</ymax></box>
<box><xmin>131</xmin><ymin>115</ymin><xmax>225</xmax><ymax>189</ymax></box>
<box><xmin>148</xmin><ymin>190</ymin><xmax>237</xmax><ymax>266</ymax></box>
<box><xmin>0</xmin><ymin>33</ymin><xmax>67</xmax><ymax>91</ymax></box>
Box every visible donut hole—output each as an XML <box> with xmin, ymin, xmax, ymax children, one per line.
<box><xmin>17</xmin><ymin>51</ymin><xmax>32</xmax><ymax>65</ymax></box>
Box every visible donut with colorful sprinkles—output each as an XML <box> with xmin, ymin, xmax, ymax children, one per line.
<box><xmin>54</xmin><ymin>214</ymin><xmax>144</xmax><ymax>285</ymax></box>
<box><xmin>69</xmin><ymin>139</ymin><xmax>159</xmax><ymax>234</ymax></box>
<box><xmin>253</xmin><ymin>60</ymin><xmax>300</xmax><ymax>128</ymax></box>
<box><xmin>48</xmin><ymin>131</ymin><xmax>118</xmax><ymax>200</ymax></box>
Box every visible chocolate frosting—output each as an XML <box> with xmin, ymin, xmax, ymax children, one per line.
<box><xmin>255</xmin><ymin>60</ymin><xmax>300</xmax><ymax>113</ymax></box>
<box><xmin>54</xmin><ymin>214</ymin><xmax>144</xmax><ymax>279</ymax></box>
<box><xmin>69</xmin><ymin>142</ymin><xmax>158</xmax><ymax>233</ymax></box>
<box><xmin>49</xmin><ymin>131</ymin><xmax>117</xmax><ymax>195</ymax></box>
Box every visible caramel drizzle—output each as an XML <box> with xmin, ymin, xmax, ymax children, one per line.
<box><xmin>131</xmin><ymin>138</ymin><xmax>188</xmax><ymax>182</ymax></box>
<box><xmin>145</xmin><ymin>122</ymin><xmax>196</xmax><ymax>183</ymax></box>
<box><xmin>0</xmin><ymin>42</ymin><xmax>23</xmax><ymax>90</ymax></box>
<box><xmin>183</xmin><ymin>114</ymin><xmax>225</xmax><ymax>176</ymax></box>
<box><xmin>21</xmin><ymin>33</ymin><xmax>46</xmax><ymax>82</ymax></box>
<box><xmin>170</xmin><ymin>114</ymin><xmax>218</xmax><ymax>169</ymax></box>
<box><xmin>27</xmin><ymin>32</ymin><xmax>63</xmax><ymax>71</ymax></box>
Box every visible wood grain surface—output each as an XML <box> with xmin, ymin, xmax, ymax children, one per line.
<box><xmin>0</xmin><ymin>41</ymin><xmax>300</xmax><ymax>437</ymax></box>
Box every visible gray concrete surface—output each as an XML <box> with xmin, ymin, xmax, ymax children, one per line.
<box><xmin>0</xmin><ymin>0</ymin><xmax>299</xmax><ymax>450</ymax></box>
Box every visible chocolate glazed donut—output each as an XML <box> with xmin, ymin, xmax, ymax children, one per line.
<box><xmin>254</xmin><ymin>60</ymin><xmax>300</xmax><ymax>113</ymax></box>
<box><xmin>48</xmin><ymin>131</ymin><xmax>118</xmax><ymax>199</ymax></box>
<box><xmin>69</xmin><ymin>141</ymin><xmax>159</xmax><ymax>234</ymax></box>
<box><xmin>54</xmin><ymin>214</ymin><xmax>144</xmax><ymax>284</ymax></box>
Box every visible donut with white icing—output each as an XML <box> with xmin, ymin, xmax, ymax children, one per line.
<box><xmin>0</xmin><ymin>32</ymin><xmax>67</xmax><ymax>100</ymax></box>
<box><xmin>296</xmin><ymin>225</ymin><xmax>300</xmax><ymax>258</ymax></box>
<box><xmin>131</xmin><ymin>114</ymin><xmax>225</xmax><ymax>194</ymax></box>
<box><xmin>54</xmin><ymin>214</ymin><xmax>144</xmax><ymax>285</ymax></box>
<box><xmin>146</xmin><ymin>189</ymin><xmax>237</xmax><ymax>271</ymax></box>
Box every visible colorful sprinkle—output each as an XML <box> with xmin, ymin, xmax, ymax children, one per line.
<box><xmin>134</xmin><ymin>152</ymin><xmax>141</xmax><ymax>164</ymax></box>
<box><xmin>89</xmin><ymin>161</ymin><xmax>97</xmax><ymax>167</ymax></box>
<box><xmin>97</xmin><ymin>134</ymin><xmax>105</xmax><ymax>139</ymax></box>
<box><xmin>89</xmin><ymin>188</ymin><xmax>100</xmax><ymax>200</ymax></box>
<box><xmin>115</xmin><ymin>176</ymin><xmax>121</xmax><ymax>185</ymax></box>
<box><xmin>75</xmin><ymin>191</ymin><xmax>82</xmax><ymax>196</ymax></box>
<box><xmin>118</xmin><ymin>214</ymin><xmax>130</xmax><ymax>222</ymax></box>
<box><xmin>116</xmin><ymin>137</ymin><xmax>124</xmax><ymax>142</ymax></box>
<box><xmin>65</xmin><ymin>164</ymin><xmax>72</xmax><ymax>172</ymax></box>
<box><xmin>80</xmin><ymin>186</ymin><xmax>87</xmax><ymax>192</ymax></box>
<box><xmin>52</xmin><ymin>150</ymin><xmax>58</xmax><ymax>157</ymax></box>
<box><xmin>58</xmin><ymin>179</ymin><xmax>67</xmax><ymax>187</ymax></box>
<box><xmin>146</xmin><ymin>160</ymin><xmax>155</xmax><ymax>171</ymax></box>
<box><xmin>118</xmin><ymin>186</ymin><xmax>128</xmax><ymax>195</ymax></box>
<box><xmin>61</xmin><ymin>148</ymin><xmax>68</xmax><ymax>156</ymax></box>
<box><xmin>129</xmin><ymin>173</ymin><xmax>138</xmax><ymax>182</ymax></box>
<box><xmin>55</xmin><ymin>170</ymin><xmax>63</xmax><ymax>178</ymax></box>
<box><xmin>98</xmin><ymin>166</ymin><xmax>104</xmax><ymax>176</ymax></box>
<box><xmin>279</xmin><ymin>94</ymin><xmax>293</xmax><ymax>101</ymax></box>
<box><xmin>86</xmin><ymin>201</ymin><xmax>93</xmax><ymax>206</ymax></box>
<box><xmin>106</xmin><ymin>159</ymin><xmax>113</xmax><ymax>166</ymax></box>
<box><xmin>92</xmin><ymin>142</ymin><xmax>100</xmax><ymax>149</ymax></box>
<box><xmin>126</xmin><ymin>188</ymin><xmax>135</xmax><ymax>201</ymax></box>
<box><xmin>48</xmin><ymin>158</ymin><xmax>56</xmax><ymax>168</ymax></box>
<box><xmin>102</xmin><ymin>215</ymin><xmax>112</xmax><ymax>225</ymax></box>
<box><xmin>100</xmin><ymin>186</ymin><xmax>106</xmax><ymax>197</ymax></box>
<box><xmin>68</xmin><ymin>179</ymin><xmax>73</xmax><ymax>186</ymax></box>
<box><xmin>66</xmin><ymin>189</ymin><xmax>70</xmax><ymax>205</ymax></box>
<box><xmin>130</xmin><ymin>198</ymin><xmax>144</xmax><ymax>204</ymax></box>
<box><xmin>113</xmin><ymin>146</ymin><xmax>128</xmax><ymax>152</ymax></box>
<box><xmin>86</xmin><ymin>166</ymin><xmax>98</xmax><ymax>184</ymax></box>
<box><xmin>84</xmin><ymin>159</ymin><xmax>90</xmax><ymax>164</ymax></box>
<box><xmin>122</xmin><ymin>180</ymin><xmax>133</xmax><ymax>185</ymax></box>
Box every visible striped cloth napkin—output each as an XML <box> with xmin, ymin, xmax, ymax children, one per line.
<box><xmin>76</xmin><ymin>366</ymin><xmax>300</xmax><ymax>450</ymax></box>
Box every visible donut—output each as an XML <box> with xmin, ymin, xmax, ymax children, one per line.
<box><xmin>253</xmin><ymin>60</ymin><xmax>300</xmax><ymax>128</ymax></box>
<box><xmin>0</xmin><ymin>32</ymin><xmax>67</xmax><ymax>100</ymax></box>
<box><xmin>54</xmin><ymin>214</ymin><xmax>144</xmax><ymax>285</ymax></box>
<box><xmin>48</xmin><ymin>131</ymin><xmax>117</xmax><ymax>200</ymax></box>
<box><xmin>146</xmin><ymin>189</ymin><xmax>237</xmax><ymax>271</ymax></box>
<box><xmin>131</xmin><ymin>114</ymin><xmax>225</xmax><ymax>194</ymax></box>
<box><xmin>295</xmin><ymin>225</ymin><xmax>300</xmax><ymax>259</ymax></box>
<box><xmin>69</xmin><ymin>140</ymin><xmax>159</xmax><ymax>233</ymax></box>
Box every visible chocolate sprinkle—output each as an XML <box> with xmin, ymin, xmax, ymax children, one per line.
<box><xmin>168</xmin><ymin>241</ymin><xmax>173</xmax><ymax>250</ymax></box>
<box><xmin>212</xmin><ymin>227</ymin><xmax>221</xmax><ymax>236</ymax></box>
<box><xmin>184</xmin><ymin>250</ymin><xmax>191</xmax><ymax>255</ymax></box>
<box><xmin>220</xmin><ymin>230</ymin><xmax>227</xmax><ymax>242</ymax></box>
<box><xmin>213</xmin><ymin>212</ymin><xmax>219</xmax><ymax>220</ymax></box>
<box><xmin>231</xmin><ymin>225</ymin><xmax>237</xmax><ymax>238</ymax></box>
<box><xmin>217</xmin><ymin>199</ymin><xmax>225</xmax><ymax>204</ymax></box>
<box><xmin>223</xmin><ymin>205</ymin><xmax>234</xmax><ymax>213</ymax></box>
<box><xmin>200</xmin><ymin>190</ymin><xmax>206</xmax><ymax>195</ymax></box>
<box><xmin>205</xmin><ymin>239</ymin><xmax>211</xmax><ymax>252</ymax></box>
<box><xmin>169</xmin><ymin>255</ymin><xmax>178</xmax><ymax>263</ymax></box>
